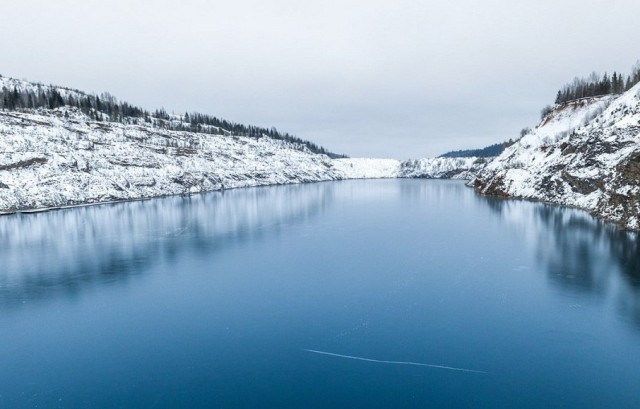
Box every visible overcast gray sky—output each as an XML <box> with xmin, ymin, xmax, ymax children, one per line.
<box><xmin>1</xmin><ymin>0</ymin><xmax>639</xmax><ymax>158</ymax></box>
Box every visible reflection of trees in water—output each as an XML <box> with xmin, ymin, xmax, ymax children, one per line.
<box><xmin>481</xmin><ymin>195</ymin><xmax>640</xmax><ymax>328</ymax></box>
<box><xmin>534</xmin><ymin>205</ymin><xmax>612</xmax><ymax>295</ymax></box>
<box><xmin>399</xmin><ymin>179</ymin><xmax>469</xmax><ymax>204</ymax></box>
<box><xmin>607</xmin><ymin>229</ymin><xmax>640</xmax><ymax>328</ymax></box>
<box><xmin>0</xmin><ymin>183</ymin><xmax>333</xmax><ymax>310</ymax></box>
<box><xmin>609</xmin><ymin>231</ymin><xmax>640</xmax><ymax>288</ymax></box>
<box><xmin>4</xmin><ymin>179</ymin><xmax>639</xmax><ymax>326</ymax></box>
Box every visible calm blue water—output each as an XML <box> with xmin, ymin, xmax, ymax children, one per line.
<box><xmin>1</xmin><ymin>179</ymin><xmax>640</xmax><ymax>408</ymax></box>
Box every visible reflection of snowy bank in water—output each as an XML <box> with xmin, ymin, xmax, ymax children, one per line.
<box><xmin>0</xmin><ymin>182</ymin><xmax>333</xmax><ymax>309</ymax></box>
<box><xmin>482</xmin><ymin>196</ymin><xmax>640</xmax><ymax>328</ymax></box>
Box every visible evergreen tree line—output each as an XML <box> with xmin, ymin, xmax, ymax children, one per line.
<box><xmin>439</xmin><ymin>140</ymin><xmax>515</xmax><ymax>158</ymax></box>
<box><xmin>555</xmin><ymin>63</ymin><xmax>640</xmax><ymax>104</ymax></box>
<box><xmin>0</xmin><ymin>77</ymin><xmax>342</xmax><ymax>157</ymax></box>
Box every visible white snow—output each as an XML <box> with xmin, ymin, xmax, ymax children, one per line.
<box><xmin>0</xmin><ymin>97</ymin><xmax>482</xmax><ymax>213</ymax></box>
<box><xmin>401</xmin><ymin>157</ymin><xmax>488</xmax><ymax>180</ymax></box>
<box><xmin>475</xmin><ymin>84</ymin><xmax>640</xmax><ymax>230</ymax></box>
<box><xmin>12</xmin><ymin>70</ymin><xmax>638</xmax><ymax>231</ymax></box>
<box><xmin>0</xmin><ymin>107</ymin><xmax>347</xmax><ymax>211</ymax></box>
<box><xmin>332</xmin><ymin>158</ymin><xmax>401</xmax><ymax>179</ymax></box>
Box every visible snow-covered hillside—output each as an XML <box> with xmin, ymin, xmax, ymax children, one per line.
<box><xmin>333</xmin><ymin>157</ymin><xmax>485</xmax><ymax>180</ymax></box>
<box><xmin>0</xmin><ymin>75</ymin><xmax>493</xmax><ymax>213</ymax></box>
<box><xmin>474</xmin><ymin>84</ymin><xmax>640</xmax><ymax>230</ymax></box>
<box><xmin>333</xmin><ymin>158</ymin><xmax>402</xmax><ymax>179</ymax></box>
<box><xmin>0</xmin><ymin>107</ymin><xmax>481</xmax><ymax>213</ymax></box>
<box><xmin>401</xmin><ymin>157</ymin><xmax>489</xmax><ymax>180</ymax></box>
<box><xmin>0</xmin><ymin>107</ymin><xmax>350</xmax><ymax>212</ymax></box>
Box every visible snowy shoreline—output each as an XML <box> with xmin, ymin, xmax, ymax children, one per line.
<box><xmin>3</xmin><ymin>91</ymin><xmax>638</xmax><ymax>232</ymax></box>
<box><xmin>474</xmin><ymin>83</ymin><xmax>640</xmax><ymax>231</ymax></box>
<box><xmin>0</xmin><ymin>106</ymin><xmax>481</xmax><ymax>215</ymax></box>
<box><xmin>0</xmin><ymin>178</ymin><xmax>379</xmax><ymax>217</ymax></box>
<box><xmin>0</xmin><ymin>163</ymin><xmax>481</xmax><ymax>217</ymax></box>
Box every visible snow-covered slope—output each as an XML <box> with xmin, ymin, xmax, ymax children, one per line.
<box><xmin>0</xmin><ymin>76</ymin><xmax>89</xmax><ymax>103</ymax></box>
<box><xmin>333</xmin><ymin>157</ymin><xmax>486</xmax><ymax>180</ymax></box>
<box><xmin>0</xmin><ymin>105</ymin><xmax>484</xmax><ymax>213</ymax></box>
<box><xmin>474</xmin><ymin>85</ymin><xmax>640</xmax><ymax>230</ymax></box>
<box><xmin>333</xmin><ymin>158</ymin><xmax>401</xmax><ymax>179</ymax></box>
<box><xmin>0</xmin><ymin>75</ymin><xmax>492</xmax><ymax>213</ymax></box>
<box><xmin>0</xmin><ymin>107</ymin><xmax>348</xmax><ymax>212</ymax></box>
<box><xmin>401</xmin><ymin>157</ymin><xmax>488</xmax><ymax>180</ymax></box>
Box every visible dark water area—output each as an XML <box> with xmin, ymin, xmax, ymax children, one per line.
<box><xmin>1</xmin><ymin>179</ymin><xmax>639</xmax><ymax>408</ymax></box>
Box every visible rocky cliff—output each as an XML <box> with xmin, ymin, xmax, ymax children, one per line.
<box><xmin>474</xmin><ymin>84</ymin><xmax>640</xmax><ymax>230</ymax></box>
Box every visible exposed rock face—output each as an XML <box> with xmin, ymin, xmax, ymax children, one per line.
<box><xmin>474</xmin><ymin>84</ymin><xmax>640</xmax><ymax>230</ymax></box>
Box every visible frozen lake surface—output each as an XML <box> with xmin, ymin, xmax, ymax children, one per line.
<box><xmin>1</xmin><ymin>179</ymin><xmax>639</xmax><ymax>408</ymax></box>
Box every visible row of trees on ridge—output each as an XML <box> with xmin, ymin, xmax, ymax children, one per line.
<box><xmin>554</xmin><ymin>62</ymin><xmax>640</xmax><ymax>104</ymax></box>
<box><xmin>0</xmin><ymin>77</ymin><xmax>342</xmax><ymax>157</ymax></box>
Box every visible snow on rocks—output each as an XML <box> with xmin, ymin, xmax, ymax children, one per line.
<box><xmin>0</xmin><ymin>106</ymin><xmax>484</xmax><ymax>213</ymax></box>
<box><xmin>400</xmin><ymin>157</ymin><xmax>488</xmax><ymax>180</ymax></box>
<box><xmin>474</xmin><ymin>84</ymin><xmax>640</xmax><ymax>230</ymax></box>
<box><xmin>0</xmin><ymin>107</ymin><xmax>343</xmax><ymax>212</ymax></box>
<box><xmin>332</xmin><ymin>157</ymin><xmax>485</xmax><ymax>180</ymax></box>
<box><xmin>332</xmin><ymin>158</ymin><xmax>402</xmax><ymax>179</ymax></box>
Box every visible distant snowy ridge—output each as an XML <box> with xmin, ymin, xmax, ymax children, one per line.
<box><xmin>333</xmin><ymin>157</ymin><xmax>485</xmax><ymax>180</ymax></box>
<box><xmin>474</xmin><ymin>84</ymin><xmax>640</xmax><ymax>230</ymax></box>
<box><xmin>401</xmin><ymin>157</ymin><xmax>489</xmax><ymax>180</ymax></box>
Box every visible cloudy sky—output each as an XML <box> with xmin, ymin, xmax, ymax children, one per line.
<box><xmin>1</xmin><ymin>0</ymin><xmax>639</xmax><ymax>158</ymax></box>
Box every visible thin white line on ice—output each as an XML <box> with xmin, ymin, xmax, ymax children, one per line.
<box><xmin>302</xmin><ymin>349</ymin><xmax>487</xmax><ymax>374</ymax></box>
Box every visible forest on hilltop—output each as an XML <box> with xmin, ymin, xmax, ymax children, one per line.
<box><xmin>0</xmin><ymin>76</ymin><xmax>345</xmax><ymax>158</ymax></box>
<box><xmin>554</xmin><ymin>62</ymin><xmax>640</xmax><ymax>104</ymax></box>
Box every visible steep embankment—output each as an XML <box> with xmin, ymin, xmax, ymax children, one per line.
<box><xmin>401</xmin><ymin>157</ymin><xmax>489</xmax><ymax>180</ymax></box>
<box><xmin>0</xmin><ymin>108</ymin><xmax>480</xmax><ymax>213</ymax></box>
<box><xmin>333</xmin><ymin>157</ymin><xmax>485</xmax><ymax>180</ymax></box>
<box><xmin>0</xmin><ymin>76</ymin><xmax>486</xmax><ymax>213</ymax></box>
<box><xmin>474</xmin><ymin>83</ymin><xmax>640</xmax><ymax>230</ymax></box>
<box><xmin>0</xmin><ymin>107</ymin><xmax>347</xmax><ymax>212</ymax></box>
